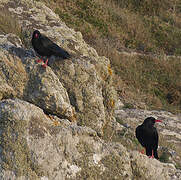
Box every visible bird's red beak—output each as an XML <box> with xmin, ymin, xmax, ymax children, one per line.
<box><xmin>155</xmin><ymin>119</ymin><xmax>162</xmax><ymax>123</ymax></box>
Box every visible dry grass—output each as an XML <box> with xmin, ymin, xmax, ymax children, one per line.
<box><xmin>0</xmin><ymin>8</ymin><xmax>21</xmax><ymax>36</ymax></box>
<box><xmin>38</xmin><ymin>0</ymin><xmax>181</xmax><ymax>54</ymax></box>
<box><xmin>113</xmin><ymin>53</ymin><xmax>181</xmax><ymax>112</ymax></box>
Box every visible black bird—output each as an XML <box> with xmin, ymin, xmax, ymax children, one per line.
<box><xmin>136</xmin><ymin>117</ymin><xmax>162</xmax><ymax>159</ymax></box>
<box><xmin>31</xmin><ymin>30</ymin><xmax>71</xmax><ymax>68</ymax></box>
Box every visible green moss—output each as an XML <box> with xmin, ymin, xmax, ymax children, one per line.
<box><xmin>123</xmin><ymin>103</ymin><xmax>134</xmax><ymax>109</ymax></box>
<box><xmin>101</xmin><ymin>154</ymin><xmax>129</xmax><ymax>179</ymax></box>
<box><xmin>76</xmin><ymin>141</ymin><xmax>130</xmax><ymax>179</ymax></box>
<box><xmin>76</xmin><ymin>141</ymin><xmax>102</xmax><ymax>179</ymax></box>
<box><xmin>159</xmin><ymin>152</ymin><xmax>170</xmax><ymax>163</ymax></box>
<box><xmin>175</xmin><ymin>162</ymin><xmax>181</xmax><ymax>170</ymax></box>
<box><xmin>0</xmin><ymin>117</ymin><xmax>44</xmax><ymax>178</ymax></box>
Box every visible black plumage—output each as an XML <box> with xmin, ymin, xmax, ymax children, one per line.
<box><xmin>136</xmin><ymin>117</ymin><xmax>162</xmax><ymax>159</ymax></box>
<box><xmin>31</xmin><ymin>30</ymin><xmax>71</xmax><ymax>67</ymax></box>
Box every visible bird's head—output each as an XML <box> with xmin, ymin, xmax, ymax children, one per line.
<box><xmin>143</xmin><ymin>117</ymin><xmax>162</xmax><ymax>126</ymax></box>
<box><xmin>33</xmin><ymin>30</ymin><xmax>41</xmax><ymax>39</ymax></box>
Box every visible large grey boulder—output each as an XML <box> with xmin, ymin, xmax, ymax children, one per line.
<box><xmin>0</xmin><ymin>99</ymin><xmax>132</xmax><ymax>180</ymax></box>
<box><xmin>0</xmin><ymin>34</ymin><xmax>75</xmax><ymax>122</ymax></box>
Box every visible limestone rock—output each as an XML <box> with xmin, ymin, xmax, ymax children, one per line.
<box><xmin>130</xmin><ymin>151</ymin><xmax>181</xmax><ymax>180</ymax></box>
<box><xmin>0</xmin><ymin>99</ymin><xmax>132</xmax><ymax>180</ymax></box>
<box><xmin>0</xmin><ymin>41</ymin><xmax>75</xmax><ymax>121</ymax></box>
<box><xmin>0</xmin><ymin>0</ymin><xmax>117</xmax><ymax>133</ymax></box>
<box><xmin>23</xmin><ymin>63</ymin><xmax>76</xmax><ymax>122</ymax></box>
<box><xmin>0</xmin><ymin>76</ymin><xmax>15</xmax><ymax>100</ymax></box>
<box><xmin>0</xmin><ymin>99</ymin><xmax>180</xmax><ymax>179</ymax></box>
<box><xmin>50</xmin><ymin>57</ymin><xmax>114</xmax><ymax>135</ymax></box>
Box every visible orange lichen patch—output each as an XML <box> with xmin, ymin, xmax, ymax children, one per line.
<box><xmin>107</xmin><ymin>64</ymin><xmax>112</xmax><ymax>76</ymax></box>
<box><xmin>108</xmin><ymin>99</ymin><xmax>115</xmax><ymax>109</ymax></box>
<box><xmin>53</xmin><ymin>120</ymin><xmax>60</xmax><ymax>126</ymax></box>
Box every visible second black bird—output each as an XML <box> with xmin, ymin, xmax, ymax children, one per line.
<box><xmin>31</xmin><ymin>30</ymin><xmax>71</xmax><ymax>68</ymax></box>
<box><xmin>136</xmin><ymin>117</ymin><xmax>162</xmax><ymax>159</ymax></box>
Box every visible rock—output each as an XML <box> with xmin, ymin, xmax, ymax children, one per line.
<box><xmin>23</xmin><ymin>63</ymin><xmax>76</xmax><ymax>122</ymax></box>
<box><xmin>0</xmin><ymin>35</ymin><xmax>28</xmax><ymax>98</ymax></box>
<box><xmin>0</xmin><ymin>76</ymin><xmax>15</xmax><ymax>100</ymax></box>
<box><xmin>0</xmin><ymin>0</ymin><xmax>117</xmax><ymax>133</ymax></box>
<box><xmin>50</xmin><ymin>56</ymin><xmax>116</xmax><ymax>135</ymax></box>
<box><xmin>0</xmin><ymin>99</ymin><xmax>132</xmax><ymax>180</ymax></box>
<box><xmin>130</xmin><ymin>151</ymin><xmax>181</xmax><ymax>180</ymax></box>
<box><xmin>0</xmin><ymin>99</ymin><xmax>180</xmax><ymax>180</ymax></box>
<box><xmin>0</xmin><ymin>42</ymin><xmax>75</xmax><ymax>121</ymax></box>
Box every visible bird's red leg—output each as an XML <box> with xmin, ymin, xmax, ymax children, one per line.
<box><xmin>140</xmin><ymin>149</ymin><xmax>145</xmax><ymax>154</ymax></box>
<box><xmin>42</xmin><ymin>59</ymin><xmax>48</xmax><ymax>68</ymax></box>
<box><xmin>149</xmin><ymin>150</ymin><xmax>154</xmax><ymax>159</ymax></box>
<box><xmin>36</xmin><ymin>59</ymin><xmax>43</xmax><ymax>63</ymax></box>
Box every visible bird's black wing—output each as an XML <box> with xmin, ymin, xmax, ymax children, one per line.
<box><xmin>136</xmin><ymin>126</ymin><xmax>146</xmax><ymax>147</ymax></box>
<box><xmin>40</xmin><ymin>35</ymin><xmax>70</xmax><ymax>58</ymax></box>
<box><xmin>40</xmin><ymin>35</ymin><xmax>54</xmax><ymax>48</ymax></box>
<box><xmin>152</xmin><ymin>127</ymin><xmax>159</xmax><ymax>149</ymax></box>
<box><xmin>152</xmin><ymin>127</ymin><xmax>159</xmax><ymax>159</ymax></box>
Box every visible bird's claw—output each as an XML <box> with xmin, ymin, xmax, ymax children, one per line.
<box><xmin>42</xmin><ymin>63</ymin><xmax>47</xmax><ymax>68</ymax></box>
<box><xmin>149</xmin><ymin>150</ymin><xmax>154</xmax><ymax>158</ymax></box>
<box><xmin>42</xmin><ymin>59</ymin><xmax>48</xmax><ymax>68</ymax></box>
<box><xmin>149</xmin><ymin>155</ymin><xmax>154</xmax><ymax>159</ymax></box>
<box><xmin>36</xmin><ymin>59</ymin><xmax>43</xmax><ymax>63</ymax></box>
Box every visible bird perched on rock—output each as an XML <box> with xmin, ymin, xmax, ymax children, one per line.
<box><xmin>136</xmin><ymin>117</ymin><xmax>162</xmax><ymax>159</ymax></box>
<box><xmin>31</xmin><ymin>30</ymin><xmax>71</xmax><ymax>68</ymax></box>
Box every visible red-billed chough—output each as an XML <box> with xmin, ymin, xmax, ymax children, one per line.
<box><xmin>136</xmin><ymin>117</ymin><xmax>162</xmax><ymax>159</ymax></box>
<box><xmin>31</xmin><ymin>30</ymin><xmax>71</xmax><ymax>68</ymax></box>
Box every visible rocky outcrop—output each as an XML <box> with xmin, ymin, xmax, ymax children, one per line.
<box><xmin>0</xmin><ymin>99</ymin><xmax>180</xmax><ymax>180</ymax></box>
<box><xmin>130</xmin><ymin>151</ymin><xmax>181</xmax><ymax>180</ymax></box>
<box><xmin>0</xmin><ymin>0</ymin><xmax>180</xmax><ymax>179</ymax></box>
<box><xmin>0</xmin><ymin>0</ymin><xmax>116</xmax><ymax>134</ymax></box>
<box><xmin>0</xmin><ymin>99</ymin><xmax>132</xmax><ymax>180</ymax></box>
<box><xmin>0</xmin><ymin>34</ymin><xmax>75</xmax><ymax>122</ymax></box>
